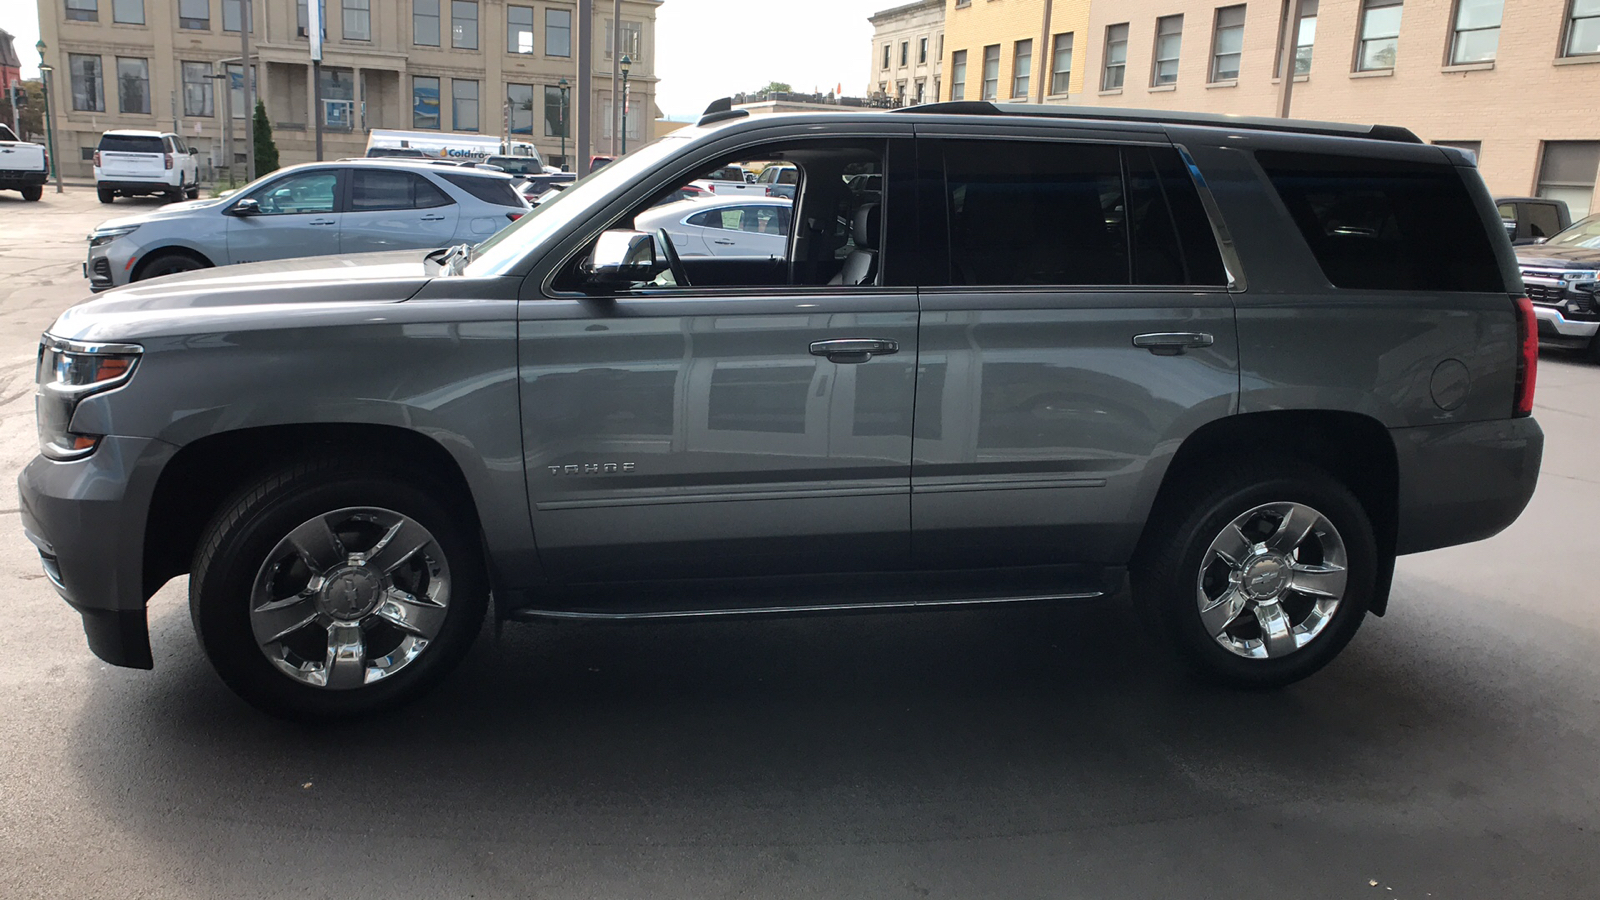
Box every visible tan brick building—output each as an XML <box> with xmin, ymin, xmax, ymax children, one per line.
<box><xmin>1075</xmin><ymin>0</ymin><xmax>1600</xmax><ymax>216</ymax></box>
<box><xmin>37</xmin><ymin>0</ymin><xmax>660</xmax><ymax>179</ymax></box>
<box><xmin>937</xmin><ymin>0</ymin><xmax>1094</xmax><ymax>103</ymax></box>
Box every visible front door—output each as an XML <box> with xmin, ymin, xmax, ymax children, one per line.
<box><xmin>225</xmin><ymin>167</ymin><xmax>343</xmax><ymax>265</ymax></box>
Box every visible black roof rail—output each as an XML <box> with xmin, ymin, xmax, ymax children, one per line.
<box><xmin>697</xmin><ymin>97</ymin><xmax>750</xmax><ymax>127</ymax></box>
<box><xmin>890</xmin><ymin>100</ymin><xmax>1422</xmax><ymax>144</ymax></box>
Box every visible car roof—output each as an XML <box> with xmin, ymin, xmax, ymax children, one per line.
<box><xmin>302</xmin><ymin>158</ymin><xmax>515</xmax><ymax>180</ymax></box>
<box><xmin>102</xmin><ymin>129</ymin><xmax>169</xmax><ymax>137</ymax></box>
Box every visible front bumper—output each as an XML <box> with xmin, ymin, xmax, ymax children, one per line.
<box><xmin>1532</xmin><ymin>303</ymin><xmax>1599</xmax><ymax>340</ymax></box>
<box><xmin>1392</xmin><ymin>417</ymin><xmax>1543</xmax><ymax>556</ymax></box>
<box><xmin>85</xmin><ymin>238</ymin><xmax>138</xmax><ymax>291</ymax></box>
<box><xmin>17</xmin><ymin>435</ymin><xmax>178</xmax><ymax>669</ymax></box>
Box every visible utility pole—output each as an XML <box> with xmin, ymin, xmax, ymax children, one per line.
<box><xmin>35</xmin><ymin>41</ymin><xmax>62</xmax><ymax>193</ymax></box>
<box><xmin>241</xmin><ymin>0</ymin><xmax>256</xmax><ymax>180</ymax></box>
<box><xmin>1034</xmin><ymin>0</ymin><xmax>1052</xmax><ymax>104</ymax></box>
<box><xmin>577</xmin><ymin>0</ymin><xmax>592</xmax><ymax>172</ymax></box>
<box><xmin>610</xmin><ymin>0</ymin><xmax>621</xmax><ymax>155</ymax></box>
<box><xmin>309</xmin><ymin>0</ymin><xmax>324</xmax><ymax>160</ymax></box>
<box><xmin>1275</xmin><ymin>0</ymin><xmax>1301</xmax><ymax>119</ymax></box>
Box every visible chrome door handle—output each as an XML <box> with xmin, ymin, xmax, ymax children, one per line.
<box><xmin>713</xmin><ymin>239</ymin><xmax>736</xmax><ymax>245</ymax></box>
<box><xmin>420</xmin><ymin>215</ymin><xmax>446</xmax><ymax>222</ymax></box>
<box><xmin>309</xmin><ymin>219</ymin><xmax>337</xmax><ymax>226</ymax></box>
<box><xmin>809</xmin><ymin>338</ymin><xmax>899</xmax><ymax>364</ymax></box>
<box><xmin>1132</xmin><ymin>332</ymin><xmax>1214</xmax><ymax>356</ymax></box>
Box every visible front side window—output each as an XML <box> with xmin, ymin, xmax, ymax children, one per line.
<box><xmin>179</xmin><ymin>0</ymin><xmax>209</xmax><ymax>30</ymax></box>
<box><xmin>414</xmin><ymin>0</ymin><xmax>440</xmax><ymax>46</ymax></box>
<box><xmin>508</xmin><ymin>83</ymin><xmax>534</xmax><ymax>134</ymax></box>
<box><xmin>249</xmin><ymin>170</ymin><xmax>340</xmax><ymax>215</ymax></box>
<box><xmin>1566</xmin><ymin>0</ymin><xmax>1600</xmax><ymax>56</ymax></box>
<box><xmin>981</xmin><ymin>44</ymin><xmax>1000</xmax><ymax>100</ymax></box>
<box><xmin>351</xmin><ymin>170</ymin><xmax>451</xmax><ymax>211</ymax></box>
<box><xmin>1450</xmin><ymin>0</ymin><xmax>1502</xmax><ymax>63</ymax></box>
<box><xmin>545</xmin><ymin>85</ymin><xmax>570</xmax><ymax>137</ymax></box>
<box><xmin>951</xmin><ymin>49</ymin><xmax>967</xmax><ymax>99</ymax></box>
<box><xmin>181</xmin><ymin>61</ymin><xmax>214</xmax><ymax>117</ymax></box>
<box><xmin>1154</xmin><ymin>15</ymin><xmax>1184</xmax><ymax>85</ymax></box>
<box><xmin>546</xmin><ymin>8</ymin><xmax>572</xmax><ymax>56</ymax></box>
<box><xmin>65</xmin><ymin>0</ymin><xmax>97</xmax><ymax>22</ymax></box>
<box><xmin>1357</xmin><ymin>0</ymin><xmax>1403</xmax><ymax>71</ymax></box>
<box><xmin>344</xmin><ymin>0</ymin><xmax>371</xmax><ymax>41</ymax></box>
<box><xmin>1051</xmin><ymin>32</ymin><xmax>1074</xmax><ymax>93</ymax></box>
<box><xmin>413</xmin><ymin>76</ymin><xmax>441</xmax><ymax>129</ymax></box>
<box><xmin>942</xmin><ymin>140</ymin><xmax>1227</xmax><ymax>287</ymax></box>
<box><xmin>1212</xmin><ymin>5</ymin><xmax>1246</xmax><ymax>82</ymax></box>
<box><xmin>116</xmin><ymin>57</ymin><xmax>150</xmax><ymax>114</ymax></box>
<box><xmin>69</xmin><ymin>54</ymin><xmax>104</xmax><ymax>111</ymax></box>
<box><xmin>112</xmin><ymin>0</ymin><xmax>143</xmax><ymax>24</ymax></box>
<box><xmin>1103</xmin><ymin>23</ymin><xmax>1129</xmax><ymax>89</ymax></box>
<box><xmin>452</xmin><ymin>1</ymin><xmax>479</xmax><ymax>49</ymax></box>
<box><xmin>1013</xmin><ymin>39</ymin><xmax>1033</xmax><ymax>97</ymax></box>
<box><xmin>509</xmin><ymin>5</ymin><xmax>534</xmax><ymax>53</ymax></box>
<box><xmin>452</xmin><ymin>78</ymin><xmax>479</xmax><ymax>131</ymax></box>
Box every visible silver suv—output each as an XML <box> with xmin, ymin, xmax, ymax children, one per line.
<box><xmin>85</xmin><ymin>159</ymin><xmax>529</xmax><ymax>290</ymax></box>
<box><xmin>23</xmin><ymin>102</ymin><xmax>1543</xmax><ymax>720</ymax></box>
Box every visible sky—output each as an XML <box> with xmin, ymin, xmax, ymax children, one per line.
<box><xmin>0</xmin><ymin>0</ymin><xmax>880</xmax><ymax>109</ymax></box>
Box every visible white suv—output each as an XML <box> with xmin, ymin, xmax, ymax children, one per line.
<box><xmin>94</xmin><ymin>130</ymin><xmax>202</xmax><ymax>203</ymax></box>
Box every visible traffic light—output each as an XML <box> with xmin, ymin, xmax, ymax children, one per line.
<box><xmin>12</xmin><ymin>86</ymin><xmax>28</xmax><ymax>109</ymax></box>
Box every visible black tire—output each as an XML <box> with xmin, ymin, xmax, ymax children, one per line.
<box><xmin>97</xmin><ymin>187</ymin><xmax>115</xmax><ymax>204</ymax></box>
<box><xmin>21</xmin><ymin>185</ymin><xmax>43</xmax><ymax>202</ymax></box>
<box><xmin>166</xmin><ymin>185</ymin><xmax>185</xmax><ymax>202</ymax></box>
<box><xmin>185</xmin><ymin>185</ymin><xmax>200</xmax><ymax>200</ymax></box>
<box><xmin>190</xmin><ymin>459</ymin><xmax>489</xmax><ymax>720</ymax></box>
<box><xmin>134</xmin><ymin>252</ymin><xmax>207</xmax><ymax>281</ymax></box>
<box><xmin>1132</xmin><ymin>459</ymin><xmax>1376</xmax><ymax>689</ymax></box>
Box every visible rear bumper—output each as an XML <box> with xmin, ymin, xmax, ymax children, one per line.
<box><xmin>1532</xmin><ymin>303</ymin><xmax>1598</xmax><ymax>340</ymax></box>
<box><xmin>1392</xmin><ymin>417</ymin><xmax>1543</xmax><ymax>555</ymax></box>
<box><xmin>98</xmin><ymin>179</ymin><xmax>181</xmax><ymax>193</ymax></box>
<box><xmin>0</xmin><ymin>170</ymin><xmax>48</xmax><ymax>187</ymax></box>
<box><xmin>17</xmin><ymin>435</ymin><xmax>179</xmax><ymax>669</ymax></box>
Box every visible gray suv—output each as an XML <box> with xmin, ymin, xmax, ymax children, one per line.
<box><xmin>21</xmin><ymin>102</ymin><xmax>1543</xmax><ymax>719</ymax></box>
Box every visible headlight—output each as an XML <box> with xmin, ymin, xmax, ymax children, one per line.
<box><xmin>88</xmin><ymin>225</ymin><xmax>139</xmax><ymax>248</ymax></box>
<box><xmin>35</xmin><ymin>335</ymin><xmax>142</xmax><ymax>460</ymax></box>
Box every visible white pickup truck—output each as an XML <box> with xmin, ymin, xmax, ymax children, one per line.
<box><xmin>691</xmin><ymin>164</ymin><xmax>765</xmax><ymax>196</ymax></box>
<box><xmin>0</xmin><ymin>124</ymin><xmax>49</xmax><ymax>202</ymax></box>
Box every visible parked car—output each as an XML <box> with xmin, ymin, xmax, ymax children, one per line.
<box><xmin>755</xmin><ymin>162</ymin><xmax>798</xmax><ymax>199</ymax></box>
<box><xmin>692</xmin><ymin>164</ymin><xmax>764</xmax><ymax>196</ymax></box>
<box><xmin>1497</xmin><ymin>197</ymin><xmax>1571</xmax><ymax>245</ymax></box>
<box><xmin>635</xmin><ymin>196</ymin><xmax>792</xmax><ymax>258</ymax></box>
<box><xmin>0</xmin><ymin>123</ymin><xmax>49</xmax><ymax>201</ymax></box>
<box><xmin>23</xmin><ymin>101</ymin><xmax>1542</xmax><ymax>720</ymax></box>
<box><xmin>484</xmin><ymin>155</ymin><xmax>548</xmax><ymax>178</ymax></box>
<box><xmin>83</xmin><ymin>159</ymin><xmax>528</xmax><ymax>290</ymax></box>
<box><xmin>93</xmin><ymin>130</ymin><xmax>202</xmax><ymax>203</ymax></box>
<box><xmin>1516</xmin><ymin>212</ymin><xmax>1600</xmax><ymax>359</ymax></box>
<box><xmin>515</xmin><ymin>172</ymin><xmax>577</xmax><ymax>203</ymax></box>
<box><xmin>589</xmin><ymin>155</ymin><xmax>614</xmax><ymax>173</ymax></box>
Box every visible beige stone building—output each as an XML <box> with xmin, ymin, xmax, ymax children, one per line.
<box><xmin>38</xmin><ymin>0</ymin><xmax>661</xmax><ymax>179</ymax></box>
<box><xmin>1076</xmin><ymin>0</ymin><xmax>1600</xmax><ymax>216</ymax></box>
<box><xmin>869</xmin><ymin>0</ymin><xmax>945</xmax><ymax>105</ymax></box>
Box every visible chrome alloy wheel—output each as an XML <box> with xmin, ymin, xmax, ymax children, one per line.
<box><xmin>249</xmin><ymin>507</ymin><xmax>452</xmax><ymax>689</ymax></box>
<box><xmin>1195</xmin><ymin>501</ymin><xmax>1349</xmax><ymax>660</ymax></box>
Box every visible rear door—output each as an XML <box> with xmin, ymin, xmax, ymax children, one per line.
<box><xmin>97</xmin><ymin>134</ymin><xmax>166</xmax><ymax>180</ymax></box>
<box><xmin>910</xmin><ymin>128</ymin><xmax>1238</xmax><ymax>570</ymax></box>
<box><xmin>341</xmin><ymin>168</ymin><xmax>460</xmax><ymax>253</ymax></box>
<box><xmin>225</xmin><ymin>167</ymin><xmax>344</xmax><ymax>264</ymax></box>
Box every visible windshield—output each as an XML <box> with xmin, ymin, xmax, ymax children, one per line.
<box><xmin>466</xmin><ymin>136</ymin><xmax>692</xmax><ymax>277</ymax></box>
<box><xmin>1546</xmin><ymin>214</ymin><xmax>1600</xmax><ymax>250</ymax></box>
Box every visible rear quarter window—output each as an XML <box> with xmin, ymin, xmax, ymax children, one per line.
<box><xmin>1256</xmin><ymin>150</ymin><xmax>1503</xmax><ymax>292</ymax></box>
<box><xmin>98</xmin><ymin>134</ymin><xmax>165</xmax><ymax>153</ymax></box>
<box><xmin>440</xmin><ymin>173</ymin><xmax>524</xmax><ymax>208</ymax></box>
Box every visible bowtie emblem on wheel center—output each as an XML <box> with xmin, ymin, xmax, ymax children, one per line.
<box><xmin>320</xmin><ymin>567</ymin><xmax>383</xmax><ymax>620</ymax></box>
<box><xmin>1242</xmin><ymin>557</ymin><xmax>1288</xmax><ymax>600</ymax></box>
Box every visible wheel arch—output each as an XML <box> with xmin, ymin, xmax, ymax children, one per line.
<box><xmin>131</xmin><ymin>245</ymin><xmax>215</xmax><ymax>281</ymax></box>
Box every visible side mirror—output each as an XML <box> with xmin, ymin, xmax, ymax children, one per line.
<box><xmin>582</xmin><ymin>230</ymin><xmax>658</xmax><ymax>289</ymax></box>
<box><xmin>228</xmin><ymin>198</ymin><xmax>261</xmax><ymax>217</ymax></box>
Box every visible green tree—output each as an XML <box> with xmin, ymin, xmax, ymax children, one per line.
<box><xmin>757</xmin><ymin>81</ymin><xmax>792</xmax><ymax>94</ymax></box>
<box><xmin>252</xmin><ymin>99</ymin><xmax>278</xmax><ymax>174</ymax></box>
<box><xmin>0</xmin><ymin>80</ymin><xmax>46</xmax><ymax>142</ymax></box>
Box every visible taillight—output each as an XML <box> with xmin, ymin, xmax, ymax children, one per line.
<box><xmin>93</xmin><ymin>150</ymin><xmax>100</xmax><ymax>167</ymax></box>
<box><xmin>765</xmin><ymin>187</ymin><xmax>774</xmax><ymax>197</ymax></box>
<box><xmin>164</xmin><ymin>153</ymin><xmax>173</xmax><ymax>170</ymax></box>
<box><xmin>706</xmin><ymin>184</ymin><xmax>715</xmax><ymax>193</ymax></box>
<box><xmin>1513</xmin><ymin>295</ymin><xmax>1537</xmax><ymax>417</ymax></box>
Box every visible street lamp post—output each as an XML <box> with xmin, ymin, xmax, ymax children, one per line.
<box><xmin>558</xmin><ymin>77</ymin><xmax>569</xmax><ymax>171</ymax></box>
<box><xmin>619</xmin><ymin>55</ymin><xmax>631</xmax><ymax>155</ymax></box>
<box><xmin>35</xmin><ymin>41</ymin><xmax>62</xmax><ymax>194</ymax></box>
<box><xmin>211</xmin><ymin>71</ymin><xmax>234</xmax><ymax>186</ymax></box>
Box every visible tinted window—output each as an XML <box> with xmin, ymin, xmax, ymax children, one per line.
<box><xmin>441</xmin><ymin>173</ymin><xmax>523</xmax><ymax>207</ymax></box>
<box><xmin>352</xmin><ymin>170</ymin><xmax>453</xmax><ymax>211</ymax></box>
<box><xmin>97</xmin><ymin>134</ymin><xmax>164</xmax><ymax>153</ymax></box>
<box><xmin>0</xmin><ymin>125</ymin><xmax>17</xmax><ymax>142</ymax></box>
<box><xmin>1525</xmin><ymin>203</ymin><xmax>1563</xmax><ymax>239</ymax></box>
<box><xmin>487</xmin><ymin>156</ymin><xmax>542</xmax><ymax>176</ymax></box>
<box><xmin>1256</xmin><ymin>150</ymin><xmax>1503</xmax><ymax>292</ymax></box>
<box><xmin>943</xmin><ymin>141</ymin><xmax>1226</xmax><ymax>286</ymax></box>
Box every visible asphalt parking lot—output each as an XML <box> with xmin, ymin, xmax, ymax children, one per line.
<box><xmin>1</xmin><ymin>187</ymin><xmax>1597</xmax><ymax>899</ymax></box>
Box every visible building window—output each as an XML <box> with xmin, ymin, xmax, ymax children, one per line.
<box><xmin>68</xmin><ymin>54</ymin><xmax>104</xmax><ymax>111</ymax></box>
<box><xmin>65</xmin><ymin>0</ymin><xmax>98</xmax><ymax>23</ymax></box>
<box><xmin>544</xmin><ymin>84</ymin><xmax>570</xmax><ymax>137</ymax></box>
<box><xmin>1538</xmin><ymin>141</ymin><xmax>1600</xmax><ymax>219</ymax></box>
<box><xmin>546</xmin><ymin>8</ymin><xmax>572</xmax><ymax>56</ymax></box>
<box><xmin>181</xmin><ymin>61</ymin><xmax>214</xmax><ymax>116</ymax></box>
<box><xmin>1211</xmin><ymin>6</ymin><xmax>1246</xmax><ymax>82</ymax></box>
<box><xmin>297</xmin><ymin>0</ymin><xmax>326</xmax><ymax>38</ymax></box>
<box><xmin>951</xmin><ymin>49</ymin><xmax>967</xmax><ymax>100</ymax></box>
<box><xmin>508</xmin><ymin>6</ymin><xmax>534</xmax><ymax>53</ymax></box>
<box><xmin>343</xmin><ymin>0</ymin><xmax>370</xmax><ymax>40</ymax></box>
<box><xmin>1103</xmin><ymin>23</ymin><xmax>1128</xmax><ymax>89</ymax></box>
<box><xmin>508</xmin><ymin>83</ymin><xmax>534</xmax><ymax>134</ymax></box>
<box><xmin>452</xmin><ymin>1</ymin><xmax>479</xmax><ymax>49</ymax></box>
<box><xmin>981</xmin><ymin>44</ymin><xmax>1000</xmax><ymax>99</ymax></box>
<box><xmin>1565</xmin><ymin>0</ymin><xmax>1600</xmax><ymax>56</ymax></box>
<box><xmin>1356</xmin><ymin>0</ymin><xmax>1403</xmax><ymax>71</ymax></box>
<box><xmin>112</xmin><ymin>0</ymin><xmax>143</xmax><ymax>25</ymax></box>
<box><xmin>116</xmin><ymin>57</ymin><xmax>150</xmax><ymax>114</ymax></box>
<box><xmin>321</xmin><ymin>68</ymin><xmax>355</xmax><ymax>129</ymax></box>
<box><xmin>896</xmin><ymin>81</ymin><xmax>906</xmax><ymax>103</ymax></box>
<box><xmin>901</xmin><ymin>41</ymin><xmax>909</xmax><ymax>66</ymax></box>
<box><xmin>915</xmin><ymin>79</ymin><xmax>926</xmax><ymax>104</ymax></box>
<box><xmin>224</xmin><ymin>63</ymin><xmax>255</xmax><ymax>118</ymax></box>
<box><xmin>1051</xmin><ymin>32</ymin><xmax>1074</xmax><ymax>93</ymax></box>
<box><xmin>413</xmin><ymin>75</ymin><xmax>441</xmax><ymax>128</ymax></box>
<box><xmin>1011</xmin><ymin>39</ymin><xmax>1033</xmax><ymax>97</ymax></box>
<box><xmin>1279</xmin><ymin>0</ymin><xmax>1317</xmax><ymax>75</ymax></box>
<box><xmin>939</xmin><ymin>34</ymin><xmax>944</xmax><ymax>59</ymax></box>
<box><xmin>919</xmin><ymin>37</ymin><xmax>928</xmax><ymax>64</ymax></box>
<box><xmin>605</xmin><ymin>19</ymin><xmax>643</xmax><ymax>61</ymax></box>
<box><xmin>1449</xmin><ymin>0</ymin><xmax>1502</xmax><ymax>63</ymax></box>
<box><xmin>222</xmin><ymin>0</ymin><xmax>250</xmax><ymax>32</ymax></box>
<box><xmin>415</xmin><ymin>0</ymin><xmax>440</xmax><ymax>46</ymax></box>
<box><xmin>452</xmin><ymin>78</ymin><xmax>479</xmax><ymax>131</ymax></box>
<box><xmin>883</xmin><ymin>44</ymin><xmax>890</xmax><ymax>69</ymax></box>
<box><xmin>1153</xmin><ymin>15</ymin><xmax>1184</xmax><ymax>85</ymax></box>
<box><xmin>179</xmin><ymin>0</ymin><xmax>208</xmax><ymax>30</ymax></box>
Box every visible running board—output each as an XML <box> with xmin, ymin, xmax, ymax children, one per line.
<box><xmin>507</xmin><ymin>591</ymin><xmax>1106</xmax><ymax>623</ymax></box>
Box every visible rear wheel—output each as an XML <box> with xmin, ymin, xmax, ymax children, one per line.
<box><xmin>166</xmin><ymin>185</ymin><xmax>185</xmax><ymax>202</ymax></box>
<box><xmin>21</xmin><ymin>185</ymin><xmax>42</xmax><ymax>202</ymax></box>
<box><xmin>185</xmin><ymin>185</ymin><xmax>200</xmax><ymax>200</ymax></box>
<box><xmin>190</xmin><ymin>460</ymin><xmax>489</xmax><ymax>720</ymax></box>
<box><xmin>1133</xmin><ymin>460</ymin><xmax>1375</xmax><ymax>688</ymax></box>
<box><xmin>97</xmin><ymin>187</ymin><xmax>115</xmax><ymax>204</ymax></box>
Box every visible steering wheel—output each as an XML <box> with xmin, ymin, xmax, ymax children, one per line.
<box><xmin>656</xmin><ymin>228</ymin><xmax>691</xmax><ymax>288</ymax></box>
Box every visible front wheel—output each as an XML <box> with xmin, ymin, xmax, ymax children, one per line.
<box><xmin>185</xmin><ymin>185</ymin><xmax>200</xmax><ymax>200</ymax></box>
<box><xmin>190</xmin><ymin>460</ymin><xmax>489</xmax><ymax>720</ymax></box>
<box><xmin>135</xmin><ymin>252</ymin><xmax>207</xmax><ymax>280</ymax></box>
<box><xmin>1133</xmin><ymin>460</ymin><xmax>1376</xmax><ymax>688</ymax></box>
